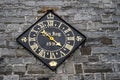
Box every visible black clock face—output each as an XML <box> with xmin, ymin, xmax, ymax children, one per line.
<box><xmin>16</xmin><ymin>10</ymin><xmax>86</xmax><ymax>71</ymax></box>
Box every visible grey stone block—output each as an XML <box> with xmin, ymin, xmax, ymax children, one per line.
<box><xmin>88</xmin><ymin>56</ymin><xmax>99</xmax><ymax>62</ymax></box>
<box><xmin>27</xmin><ymin>64</ymin><xmax>44</xmax><ymax>74</ymax></box>
<box><xmin>0</xmin><ymin>48</ymin><xmax>16</xmax><ymax>57</ymax></box>
<box><xmin>107</xmin><ymin>31</ymin><xmax>120</xmax><ymax>38</ymax></box>
<box><xmin>0</xmin><ymin>65</ymin><xmax>12</xmax><ymax>74</ymax></box>
<box><xmin>65</xmin><ymin>61</ymin><xmax>74</xmax><ymax>74</ymax></box>
<box><xmin>36</xmin><ymin>1</ymin><xmax>63</xmax><ymax>6</ymax></box>
<box><xmin>74</xmin><ymin>11</ymin><xmax>91</xmax><ymax>21</ymax></box>
<box><xmin>74</xmin><ymin>64</ymin><xmax>83</xmax><ymax>73</ymax></box>
<box><xmin>7</xmin><ymin>58</ymin><xmax>24</xmax><ymax>64</ymax></box>
<box><xmin>24</xmin><ymin>57</ymin><xmax>36</xmax><ymax>64</ymax></box>
<box><xmin>8</xmin><ymin>41</ymin><xmax>17</xmax><ymax>48</ymax></box>
<box><xmin>0</xmin><ymin>23</ymin><xmax>7</xmax><ymax>32</ymax></box>
<box><xmin>101</xmin><ymin>14</ymin><xmax>113</xmax><ymax>23</ymax></box>
<box><xmin>0</xmin><ymin>17</ymin><xmax>25</xmax><ymax>23</ymax></box>
<box><xmin>3</xmin><ymin>75</ymin><xmax>19</xmax><ymax>80</ymax></box>
<box><xmin>92</xmin><ymin>46</ymin><xmax>119</xmax><ymax>54</ymax></box>
<box><xmin>16</xmin><ymin>49</ymin><xmax>32</xmax><ymax>57</ymax></box>
<box><xmin>105</xmin><ymin>73</ymin><xmax>120</xmax><ymax>80</ymax></box>
<box><xmin>19</xmin><ymin>76</ymin><xmax>34</xmax><ymax>80</ymax></box>
<box><xmin>89</xmin><ymin>0</ymin><xmax>100</xmax><ymax>3</ymax></box>
<box><xmin>61</xmin><ymin>75</ymin><xmax>68</xmax><ymax>80</ymax></box>
<box><xmin>84</xmin><ymin>74</ymin><xmax>95</xmax><ymax>80</ymax></box>
<box><xmin>112</xmin><ymin>15</ymin><xmax>120</xmax><ymax>22</ymax></box>
<box><xmin>112</xmin><ymin>39</ymin><xmax>120</xmax><ymax>46</ymax></box>
<box><xmin>0</xmin><ymin>41</ymin><xmax>6</xmax><ymax>48</ymax></box>
<box><xmin>83</xmin><ymin>31</ymin><xmax>106</xmax><ymax>38</ymax></box>
<box><xmin>0</xmin><ymin>33</ymin><xmax>8</xmax><ymax>40</ymax></box>
<box><xmin>13</xmin><ymin>65</ymin><xmax>26</xmax><ymax>74</ymax></box>
<box><xmin>23</xmin><ymin>1</ymin><xmax>36</xmax><ymax>6</ymax></box>
<box><xmin>5</xmin><ymin>24</ymin><xmax>22</xmax><ymax>33</ymax></box>
<box><xmin>84</xmin><ymin>63</ymin><xmax>113</xmax><ymax>73</ymax></box>
<box><xmin>0</xmin><ymin>75</ymin><xmax>3</xmax><ymax>80</ymax></box>
<box><xmin>95</xmin><ymin>73</ymin><xmax>105</xmax><ymax>80</ymax></box>
<box><xmin>100</xmin><ymin>53</ymin><xmax>120</xmax><ymax>62</ymax></box>
<box><xmin>74</xmin><ymin>55</ymin><xmax>88</xmax><ymax>63</ymax></box>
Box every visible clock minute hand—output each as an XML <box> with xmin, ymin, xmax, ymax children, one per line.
<box><xmin>41</xmin><ymin>30</ymin><xmax>62</xmax><ymax>47</ymax></box>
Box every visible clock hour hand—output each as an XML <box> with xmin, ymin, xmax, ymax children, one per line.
<box><xmin>41</xmin><ymin>30</ymin><xmax>62</xmax><ymax>47</ymax></box>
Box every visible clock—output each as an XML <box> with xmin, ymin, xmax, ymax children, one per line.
<box><xmin>16</xmin><ymin>10</ymin><xmax>86</xmax><ymax>71</ymax></box>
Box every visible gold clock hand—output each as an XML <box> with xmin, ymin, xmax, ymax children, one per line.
<box><xmin>41</xmin><ymin>30</ymin><xmax>62</xmax><ymax>47</ymax></box>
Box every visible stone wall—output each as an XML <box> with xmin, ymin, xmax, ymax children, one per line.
<box><xmin>0</xmin><ymin>0</ymin><xmax>120</xmax><ymax>80</ymax></box>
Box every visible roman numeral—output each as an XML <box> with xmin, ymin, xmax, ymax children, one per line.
<box><xmin>29</xmin><ymin>37</ymin><xmax>36</xmax><ymax>41</ymax></box>
<box><xmin>37</xmin><ymin>22</ymin><xmax>45</xmax><ymax>29</ymax></box>
<box><xmin>66</xmin><ymin>37</ymin><xmax>75</xmax><ymax>40</ymax></box>
<box><xmin>60</xmin><ymin>51</ymin><xmax>66</xmax><ymax>57</ymax></box>
<box><xmin>50</xmin><ymin>52</ymin><xmax>56</xmax><ymax>59</ymax></box>
<box><xmin>47</xmin><ymin>20</ymin><xmax>54</xmax><ymax>27</ymax></box>
<box><xmin>31</xmin><ymin>29</ymin><xmax>38</xmax><ymax>33</ymax></box>
<box><xmin>30</xmin><ymin>42</ymin><xmax>38</xmax><ymax>51</ymax></box>
<box><xmin>64</xmin><ymin>28</ymin><xmax>71</xmax><ymax>33</ymax></box>
<box><xmin>58</xmin><ymin>22</ymin><xmax>62</xmax><ymax>28</ymax></box>
<box><xmin>65</xmin><ymin>44</ymin><xmax>73</xmax><ymax>50</ymax></box>
<box><xmin>38</xmin><ymin>49</ymin><xmax>46</xmax><ymax>58</ymax></box>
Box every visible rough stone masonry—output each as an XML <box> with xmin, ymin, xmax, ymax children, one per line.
<box><xmin>0</xmin><ymin>0</ymin><xmax>120</xmax><ymax>80</ymax></box>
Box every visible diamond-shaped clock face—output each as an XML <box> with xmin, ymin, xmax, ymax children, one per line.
<box><xmin>16</xmin><ymin>10</ymin><xmax>86</xmax><ymax>71</ymax></box>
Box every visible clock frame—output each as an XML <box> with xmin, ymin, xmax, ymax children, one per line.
<box><xmin>16</xmin><ymin>10</ymin><xmax>86</xmax><ymax>71</ymax></box>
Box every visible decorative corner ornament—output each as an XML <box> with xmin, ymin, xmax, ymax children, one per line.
<box><xmin>16</xmin><ymin>10</ymin><xmax>86</xmax><ymax>71</ymax></box>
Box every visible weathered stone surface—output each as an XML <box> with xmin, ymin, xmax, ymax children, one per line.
<box><xmin>105</xmin><ymin>73</ymin><xmax>120</xmax><ymax>80</ymax></box>
<box><xmin>84</xmin><ymin>74</ymin><xmax>95</xmax><ymax>80</ymax></box>
<box><xmin>65</xmin><ymin>61</ymin><xmax>74</xmax><ymax>74</ymax></box>
<box><xmin>0</xmin><ymin>75</ymin><xmax>3</xmax><ymax>80</ymax></box>
<box><xmin>74</xmin><ymin>55</ymin><xmax>88</xmax><ymax>63</ymax></box>
<box><xmin>84</xmin><ymin>63</ymin><xmax>113</xmax><ymax>73</ymax></box>
<box><xmin>0</xmin><ymin>0</ymin><xmax>120</xmax><ymax>80</ymax></box>
<box><xmin>88</xmin><ymin>55</ymin><xmax>99</xmax><ymax>62</ymax></box>
<box><xmin>3</xmin><ymin>75</ymin><xmax>19</xmax><ymax>80</ymax></box>
<box><xmin>95</xmin><ymin>73</ymin><xmax>105</xmax><ymax>80</ymax></box>
<box><xmin>13</xmin><ymin>65</ymin><xmax>26</xmax><ymax>75</ymax></box>
<box><xmin>80</xmin><ymin>46</ymin><xmax>91</xmax><ymax>55</ymax></box>
<box><xmin>27</xmin><ymin>64</ymin><xmax>44</xmax><ymax>74</ymax></box>
<box><xmin>0</xmin><ymin>65</ymin><xmax>12</xmax><ymax>75</ymax></box>
<box><xmin>16</xmin><ymin>49</ymin><xmax>32</xmax><ymax>57</ymax></box>
<box><xmin>23</xmin><ymin>57</ymin><xmax>36</xmax><ymax>64</ymax></box>
<box><xmin>37</xmin><ymin>78</ymin><xmax>49</xmax><ymax>80</ymax></box>
<box><xmin>100</xmin><ymin>53</ymin><xmax>120</xmax><ymax>62</ymax></box>
<box><xmin>0</xmin><ymin>48</ymin><xmax>16</xmax><ymax>57</ymax></box>
<box><xmin>74</xmin><ymin>9</ymin><xmax>92</xmax><ymax>21</ymax></box>
<box><xmin>100</xmin><ymin>37</ymin><xmax>112</xmax><ymax>45</ymax></box>
<box><xmin>74</xmin><ymin>64</ymin><xmax>83</xmax><ymax>73</ymax></box>
<box><xmin>92</xmin><ymin>46</ymin><xmax>119</xmax><ymax>54</ymax></box>
<box><xmin>6</xmin><ymin>58</ymin><xmax>24</xmax><ymax>64</ymax></box>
